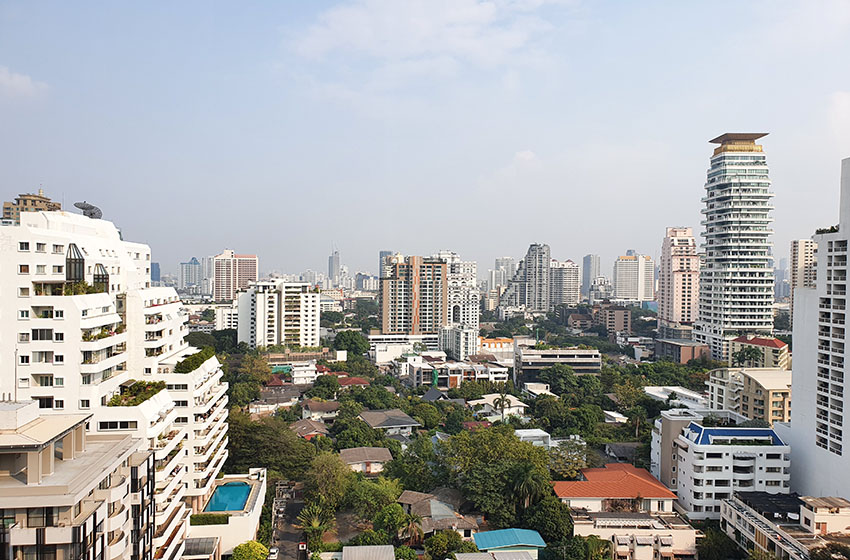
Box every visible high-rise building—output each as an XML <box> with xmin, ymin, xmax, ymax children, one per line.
<box><xmin>378</xmin><ymin>250</ymin><xmax>393</xmax><ymax>278</ymax></box>
<box><xmin>0</xmin><ymin>210</ymin><xmax>240</xmax><ymax>560</ymax></box>
<box><xmin>790</xmin><ymin>239</ymin><xmax>817</xmax><ymax>328</ymax></box>
<box><xmin>582</xmin><ymin>254</ymin><xmax>600</xmax><ymax>298</ymax></box>
<box><xmin>549</xmin><ymin>259</ymin><xmax>581</xmax><ymax>307</ymax></box>
<box><xmin>179</xmin><ymin>256</ymin><xmax>202</xmax><ymax>290</ymax></box>
<box><xmin>150</xmin><ymin>261</ymin><xmax>161</xmax><ymax>283</ymax></box>
<box><xmin>707</xmin><ymin>367</ymin><xmax>792</xmax><ymax>425</ymax></box>
<box><xmin>433</xmin><ymin>250</ymin><xmax>479</xmax><ymax>330</ymax></box>
<box><xmin>658</xmin><ymin>227</ymin><xmax>699</xmax><ymax>338</ymax></box>
<box><xmin>500</xmin><ymin>244</ymin><xmax>550</xmax><ymax>312</ymax></box>
<box><xmin>613</xmin><ymin>254</ymin><xmax>654</xmax><ymax>302</ymax></box>
<box><xmin>2</xmin><ymin>188</ymin><xmax>61</xmax><ymax>223</ymax></box>
<box><xmin>328</xmin><ymin>249</ymin><xmax>340</xmax><ymax>287</ymax></box>
<box><xmin>212</xmin><ymin>249</ymin><xmax>258</xmax><ymax>302</ymax></box>
<box><xmin>488</xmin><ymin>257</ymin><xmax>516</xmax><ymax>292</ymax></box>
<box><xmin>380</xmin><ymin>255</ymin><xmax>447</xmax><ymax>335</ymax></box>
<box><xmin>237</xmin><ymin>281</ymin><xmax>320</xmax><ymax>348</ymax></box>
<box><xmin>778</xmin><ymin>158</ymin><xmax>850</xmax><ymax>497</ymax></box>
<box><xmin>693</xmin><ymin>133</ymin><xmax>775</xmax><ymax>361</ymax></box>
<box><xmin>200</xmin><ymin>255</ymin><xmax>214</xmax><ymax>296</ymax></box>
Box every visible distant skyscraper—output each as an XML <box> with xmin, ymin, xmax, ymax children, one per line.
<box><xmin>151</xmin><ymin>262</ymin><xmax>161</xmax><ymax>283</ymax></box>
<box><xmin>499</xmin><ymin>244</ymin><xmax>550</xmax><ymax>312</ymax></box>
<box><xmin>178</xmin><ymin>256</ymin><xmax>201</xmax><ymax>290</ymax></box>
<box><xmin>433</xmin><ymin>250</ymin><xmax>479</xmax><ymax>330</ymax></box>
<box><xmin>613</xmin><ymin>254</ymin><xmax>654</xmax><ymax>302</ymax></box>
<box><xmin>582</xmin><ymin>254</ymin><xmax>600</xmax><ymax>298</ymax></box>
<box><xmin>378</xmin><ymin>250</ymin><xmax>393</xmax><ymax>277</ymax></box>
<box><xmin>790</xmin><ymin>239</ymin><xmax>817</xmax><ymax>328</ymax></box>
<box><xmin>200</xmin><ymin>256</ymin><xmax>214</xmax><ymax>295</ymax></box>
<box><xmin>658</xmin><ymin>227</ymin><xmax>699</xmax><ymax>339</ymax></box>
<box><xmin>693</xmin><ymin>133</ymin><xmax>774</xmax><ymax>361</ymax></box>
<box><xmin>489</xmin><ymin>256</ymin><xmax>516</xmax><ymax>291</ymax></box>
<box><xmin>328</xmin><ymin>249</ymin><xmax>340</xmax><ymax>287</ymax></box>
<box><xmin>380</xmin><ymin>255</ymin><xmax>447</xmax><ymax>334</ymax></box>
<box><xmin>549</xmin><ymin>259</ymin><xmax>581</xmax><ymax>307</ymax></box>
<box><xmin>213</xmin><ymin>249</ymin><xmax>259</xmax><ymax>302</ymax></box>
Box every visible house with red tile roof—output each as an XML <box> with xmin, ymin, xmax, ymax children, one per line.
<box><xmin>552</xmin><ymin>463</ymin><xmax>676</xmax><ymax>513</ymax></box>
<box><xmin>729</xmin><ymin>335</ymin><xmax>790</xmax><ymax>369</ymax></box>
<box><xmin>337</xmin><ymin>376</ymin><xmax>370</xmax><ymax>388</ymax></box>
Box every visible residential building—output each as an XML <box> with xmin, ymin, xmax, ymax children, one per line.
<box><xmin>478</xmin><ymin>337</ymin><xmax>515</xmax><ymax>365</ymax></box>
<box><xmin>489</xmin><ymin>256</ymin><xmax>516</xmax><ymax>291</ymax></box>
<box><xmin>328</xmin><ymin>249</ymin><xmax>340</xmax><ymax>287</ymax></box>
<box><xmin>658</xmin><ymin>227</ymin><xmax>699</xmax><ymax>339</ymax></box>
<box><xmin>473</xmin><ymin>529</ymin><xmax>546</xmax><ymax>560</ymax></box>
<box><xmin>694</xmin><ymin>133</ymin><xmax>775</xmax><ymax>362</ymax></box>
<box><xmin>341</xmin><ymin>546</ymin><xmax>395</xmax><ymax>560</ymax></box>
<box><xmin>378</xmin><ymin>250</ymin><xmax>393</xmax><ymax>278</ymax></box>
<box><xmin>790</xmin><ymin>239</ymin><xmax>817</xmax><ymax>328</ymax></box>
<box><xmin>289</xmin><ymin>418</ymin><xmax>330</xmax><ymax>440</ymax></box>
<box><xmin>468</xmin><ymin>393</ymin><xmax>528</xmax><ymax>419</ymax></box>
<box><xmin>707</xmin><ymin>368</ymin><xmax>792</xmax><ymax>425</ymax></box>
<box><xmin>339</xmin><ymin>447</ymin><xmax>393</xmax><ymax>475</ymax></box>
<box><xmin>380</xmin><ymin>255</ymin><xmax>447</xmax><ymax>335</ymax></box>
<box><xmin>588</xmin><ymin>275</ymin><xmax>613</xmax><ymax>304</ymax></box>
<box><xmin>655</xmin><ymin>339</ymin><xmax>710</xmax><ymax>364</ymax></box>
<box><xmin>613</xmin><ymin>255</ymin><xmax>654</xmax><ymax>302</ymax></box>
<box><xmin>721</xmin><ymin>493</ymin><xmax>850</xmax><ymax>560</ymax></box>
<box><xmin>514</xmin><ymin>428</ymin><xmax>552</xmax><ymax>449</ymax></box>
<box><xmin>514</xmin><ymin>344</ymin><xmax>602</xmax><ymax>379</ymax></box>
<box><xmin>776</xmin><ymin>158</ymin><xmax>850</xmax><ymax>498</ymax></box>
<box><xmin>500</xmin><ymin>244</ymin><xmax>550</xmax><ymax>313</ymax></box>
<box><xmin>439</xmin><ymin>325</ymin><xmax>481</xmax><ymax>362</ymax></box>
<box><xmin>594</xmin><ymin>305</ymin><xmax>631</xmax><ymax>334</ymax></box>
<box><xmin>549</xmin><ymin>259</ymin><xmax>581</xmax><ymax>307</ymax></box>
<box><xmin>301</xmin><ymin>400</ymin><xmax>340</xmax><ymax>423</ymax></box>
<box><xmin>571</xmin><ymin>511</ymin><xmax>697</xmax><ymax>560</ymax></box>
<box><xmin>236</xmin><ymin>280</ymin><xmax>320</xmax><ymax>348</ymax></box>
<box><xmin>661</xmin><ymin>417</ymin><xmax>791</xmax><ymax>519</ymax></box>
<box><xmin>179</xmin><ymin>257</ymin><xmax>202</xmax><ymax>291</ymax></box>
<box><xmin>729</xmin><ymin>335</ymin><xmax>790</xmax><ymax>369</ymax></box>
<box><xmin>214</xmin><ymin>301</ymin><xmax>239</xmax><ymax>330</ymax></box>
<box><xmin>200</xmin><ymin>256</ymin><xmax>214</xmax><ymax>296</ymax></box>
<box><xmin>358</xmin><ymin>409</ymin><xmax>421</xmax><ymax>436</ymax></box>
<box><xmin>553</xmin><ymin>463</ymin><xmax>676</xmax><ymax>513</ymax></box>
<box><xmin>567</xmin><ymin>314</ymin><xmax>593</xmax><ymax>330</ymax></box>
<box><xmin>398</xmin><ymin>490</ymin><xmax>478</xmax><ymax>540</ymax></box>
<box><xmin>2</xmin><ymin>189</ymin><xmax>61</xmax><ymax>223</ymax></box>
<box><xmin>151</xmin><ymin>262</ymin><xmax>161</xmax><ymax>284</ymax></box>
<box><xmin>212</xmin><ymin>250</ymin><xmax>258</xmax><ymax>302</ymax></box>
<box><xmin>0</xmin><ymin>401</ymin><xmax>155</xmax><ymax>560</ymax></box>
<box><xmin>433</xmin><ymin>250</ymin><xmax>479</xmax><ymax>330</ymax></box>
<box><xmin>643</xmin><ymin>386</ymin><xmax>707</xmax><ymax>409</ymax></box>
<box><xmin>582</xmin><ymin>254</ymin><xmax>600</xmax><ymax>298</ymax></box>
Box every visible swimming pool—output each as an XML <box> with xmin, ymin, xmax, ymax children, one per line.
<box><xmin>204</xmin><ymin>481</ymin><xmax>251</xmax><ymax>512</ymax></box>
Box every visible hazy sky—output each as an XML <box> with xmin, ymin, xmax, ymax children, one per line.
<box><xmin>2</xmin><ymin>1</ymin><xmax>850</xmax><ymax>278</ymax></box>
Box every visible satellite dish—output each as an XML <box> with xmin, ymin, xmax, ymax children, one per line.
<box><xmin>74</xmin><ymin>201</ymin><xmax>103</xmax><ymax>219</ymax></box>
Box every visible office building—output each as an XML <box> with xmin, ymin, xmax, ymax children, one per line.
<box><xmin>2</xmin><ymin>189</ymin><xmax>61</xmax><ymax>224</ymax></box>
<box><xmin>212</xmin><ymin>249</ymin><xmax>258</xmax><ymax>302</ymax></box>
<box><xmin>582</xmin><ymin>254</ymin><xmax>600</xmax><ymax>298</ymax></box>
<box><xmin>200</xmin><ymin>256</ymin><xmax>214</xmax><ymax>296</ymax></box>
<box><xmin>694</xmin><ymin>133</ymin><xmax>775</xmax><ymax>362</ymax></box>
<box><xmin>489</xmin><ymin>256</ymin><xmax>516</xmax><ymax>291</ymax></box>
<box><xmin>328</xmin><ymin>249</ymin><xmax>340</xmax><ymax>287</ymax></box>
<box><xmin>380</xmin><ymin>255</ymin><xmax>448</xmax><ymax>335</ymax></box>
<box><xmin>237</xmin><ymin>281</ymin><xmax>320</xmax><ymax>348</ymax></box>
<box><xmin>549</xmin><ymin>259</ymin><xmax>580</xmax><ymax>307</ymax></box>
<box><xmin>729</xmin><ymin>335</ymin><xmax>790</xmax><ymax>369</ymax></box>
<box><xmin>594</xmin><ymin>305</ymin><xmax>631</xmax><ymax>334</ymax></box>
<box><xmin>514</xmin><ymin>343</ymin><xmax>602</xmax><ymax>379</ymax></box>
<box><xmin>707</xmin><ymin>367</ymin><xmax>792</xmax><ymax>425</ymax></box>
<box><xmin>499</xmin><ymin>244</ymin><xmax>550</xmax><ymax>312</ymax></box>
<box><xmin>658</xmin><ymin>227</ymin><xmax>699</xmax><ymax>339</ymax></box>
<box><xmin>179</xmin><ymin>256</ymin><xmax>202</xmax><ymax>291</ymax></box>
<box><xmin>654</xmin><ymin>339</ymin><xmax>710</xmax><ymax>364</ymax></box>
<box><xmin>434</xmin><ymin>250</ymin><xmax>479</xmax><ymax>330</ymax></box>
<box><xmin>613</xmin><ymin>255</ymin><xmax>655</xmax><ymax>302</ymax></box>
<box><xmin>790</xmin><ymin>239</ymin><xmax>817</xmax><ymax>328</ymax></box>
<box><xmin>777</xmin><ymin>158</ymin><xmax>850</xmax><ymax>498</ymax></box>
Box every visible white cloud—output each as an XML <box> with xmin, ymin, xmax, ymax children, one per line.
<box><xmin>0</xmin><ymin>66</ymin><xmax>47</xmax><ymax>98</ymax></box>
<box><xmin>758</xmin><ymin>0</ymin><xmax>850</xmax><ymax>49</ymax></box>
<box><xmin>829</xmin><ymin>91</ymin><xmax>850</xmax><ymax>155</ymax></box>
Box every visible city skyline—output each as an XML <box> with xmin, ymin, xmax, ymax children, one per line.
<box><xmin>2</xmin><ymin>1</ymin><xmax>849</xmax><ymax>275</ymax></box>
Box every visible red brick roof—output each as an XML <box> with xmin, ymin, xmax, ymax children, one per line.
<box><xmin>316</xmin><ymin>365</ymin><xmax>331</xmax><ymax>373</ymax></box>
<box><xmin>266</xmin><ymin>375</ymin><xmax>285</xmax><ymax>387</ymax></box>
<box><xmin>338</xmin><ymin>376</ymin><xmax>370</xmax><ymax>387</ymax></box>
<box><xmin>732</xmin><ymin>336</ymin><xmax>787</xmax><ymax>349</ymax></box>
<box><xmin>552</xmin><ymin>463</ymin><xmax>675</xmax><ymax>500</ymax></box>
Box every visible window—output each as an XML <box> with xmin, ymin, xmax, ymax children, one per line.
<box><xmin>81</xmin><ymin>375</ymin><xmax>91</xmax><ymax>385</ymax></box>
<box><xmin>54</xmin><ymin>400</ymin><xmax>64</xmax><ymax>410</ymax></box>
<box><xmin>18</xmin><ymin>264</ymin><xmax>29</xmax><ymax>273</ymax></box>
<box><xmin>52</xmin><ymin>244</ymin><xmax>63</xmax><ymax>254</ymax></box>
<box><xmin>54</xmin><ymin>377</ymin><xmax>64</xmax><ymax>386</ymax></box>
<box><xmin>18</xmin><ymin>287</ymin><xmax>29</xmax><ymax>297</ymax></box>
<box><xmin>36</xmin><ymin>243</ymin><xmax>46</xmax><ymax>252</ymax></box>
<box><xmin>54</xmin><ymin>332</ymin><xmax>63</xmax><ymax>342</ymax></box>
<box><xmin>98</xmin><ymin>421</ymin><xmax>138</xmax><ymax>430</ymax></box>
<box><xmin>52</xmin><ymin>265</ymin><xmax>63</xmax><ymax>274</ymax></box>
<box><xmin>27</xmin><ymin>508</ymin><xmax>53</xmax><ymax>528</ymax></box>
<box><xmin>54</xmin><ymin>310</ymin><xmax>63</xmax><ymax>319</ymax></box>
<box><xmin>31</xmin><ymin>329</ymin><xmax>53</xmax><ymax>341</ymax></box>
<box><xmin>19</xmin><ymin>242</ymin><xmax>30</xmax><ymax>251</ymax></box>
<box><xmin>19</xmin><ymin>354</ymin><xmax>30</xmax><ymax>365</ymax></box>
<box><xmin>18</xmin><ymin>332</ymin><xmax>29</xmax><ymax>342</ymax></box>
<box><xmin>54</xmin><ymin>355</ymin><xmax>64</xmax><ymax>364</ymax></box>
<box><xmin>80</xmin><ymin>400</ymin><xmax>90</xmax><ymax>409</ymax></box>
<box><xmin>174</xmin><ymin>400</ymin><xmax>188</xmax><ymax>407</ymax></box>
<box><xmin>19</xmin><ymin>310</ymin><xmax>29</xmax><ymax>319</ymax></box>
<box><xmin>35</xmin><ymin>265</ymin><xmax>45</xmax><ymax>274</ymax></box>
<box><xmin>18</xmin><ymin>378</ymin><xmax>29</xmax><ymax>388</ymax></box>
<box><xmin>35</xmin><ymin>375</ymin><xmax>53</xmax><ymax>387</ymax></box>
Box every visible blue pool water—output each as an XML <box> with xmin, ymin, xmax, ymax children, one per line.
<box><xmin>204</xmin><ymin>482</ymin><xmax>251</xmax><ymax>512</ymax></box>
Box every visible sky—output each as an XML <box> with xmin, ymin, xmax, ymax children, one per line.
<box><xmin>2</xmin><ymin>0</ymin><xmax>850</xmax><ymax>279</ymax></box>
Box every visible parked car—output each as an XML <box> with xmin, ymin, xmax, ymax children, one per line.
<box><xmin>268</xmin><ymin>547</ymin><xmax>279</xmax><ymax>560</ymax></box>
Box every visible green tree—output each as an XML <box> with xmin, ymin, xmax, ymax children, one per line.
<box><xmin>539</xmin><ymin>364</ymin><xmax>579</xmax><ymax>397</ymax></box>
<box><xmin>494</xmin><ymin>387</ymin><xmax>513</xmax><ymax>423</ymax></box>
<box><xmin>303</xmin><ymin>452</ymin><xmax>354</xmax><ymax>510</ymax></box>
<box><xmin>296</xmin><ymin>502</ymin><xmax>334</xmax><ymax>552</ymax></box>
<box><xmin>201</xmin><ymin>308</ymin><xmax>216</xmax><ymax>322</ymax></box>
<box><xmin>424</xmin><ymin>530</ymin><xmax>477</xmax><ymax>560</ymax></box>
<box><xmin>230</xmin><ymin>382</ymin><xmax>260</xmax><ymax>408</ymax></box>
<box><xmin>186</xmin><ymin>331</ymin><xmax>216</xmax><ymax>349</ymax></box>
<box><xmin>399</xmin><ymin>513</ymin><xmax>424</xmax><ymax>546</ymax></box>
<box><xmin>308</xmin><ymin>375</ymin><xmax>341</xmax><ymax>400</ymax></box>
<box><xmin>411</xmin><ymin>403</ymin><xmax>442</xmax><ymax>429</ymax></box>
<box><xmin>384</xmin><ymin>434</ymin><xmax>441</xmax><ymax>492</ymax></box>
<box><xmin>626</xmin><ymin>406</ymin><xmax>648</xmax><ymax>439</ymax></box>
<box><xmin>225</xmin><ymin>412</ymin><xmax>315</xmax><ymax>478</ymax></box>
<box><xmin>331</xmin><ymin>417</ymin><xmax>384</xmax><ymax>450</ymax></box>
<box><xmin>697</xmin><ymin>528</ymin><xmax>742</xmax><ymax>560</ymax></box>
<box><xmin>614</xmin><ymin>379</ymin><xmax>643</xmax><ymax>410</ymax></box>
<box><xmin>394</xmin><ymin>546</ymin><xmax>418</xmax><ymax>560</ymax></box>
<box><xmin>521</xmin><ymin>496</ymin><xmax>573</xmax><ymax>543</ymax></box>
<box><xmin>511</xmin><ymin>462</ymin><xmax>550</xmax><ymax>511</ymax></box>
<box><xmin>321</xmin><ymin>311</ymin><xmax>344</xmax><ymax>327</ymax></box>
<box><xmin>232</xmin><ymin>541</ymin><xmax>268</xmax><ymax>560</ymax></box>
<box><xmin>549</xmin><ymin>439</ymin><xmax>588</xmax><ymax>480</ymax></box>
<box><xmin>541</xmin><ymin>537</ymin><xmax>586</xmax><ymax>560</ymax></box>
<box><xmin>348</xmin><ymin>530</ymin><xmax>390</xmax><ymax>546</ymax></box>
<box><xmin>345</xmin><ymin>477</ymin><xmax>402</xmax><ymax>521</ymax></box>
<box><xmin>733</xmin><ymin>346</ymin><xmax>763</xmax><ymax>367</ymax></box>
<box><xmin>373</xmin><ymin>503</ymin><xmax>407</xmax><ymax>540</ymax></box>
<box><xmin>334</xmin><ymin>330</ymin><xmax>370</xmax><ymax>356</ymax></box>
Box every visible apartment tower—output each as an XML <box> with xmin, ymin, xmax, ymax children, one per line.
<box><xmin>433</xmin><ymin>250</ymin><xmax>479</xmax><ymax>330</ymax></box>
<box><xmin>549</xmin><ymin>259</ymin><xmax>581</xmax><ymax>307</ymax></box>
<box><xmin>658</xmin><ymin>227</ymin><xmax>700</xmax><ymax>339</ymax></box>
<box><xmin>212</xmin><ymin>249</ymin><xmax>258</xmax><ymax>302</ymax></box>
<box><xmin>3</xmin><ymin>189</ymin><xmax>62</xmax><ymax>224</ymax></box>
<box><xmin>693</xmin><ymin>133</ymin><xmax>775</xmax><ymax>361</ymax></box>
<box><xmin>499</xmin><ymin>244</ymin><xmax>551</xmax><ymax>312</ymax></box>
<box><xmin>790</xmin><ymin>239</ymin><xmax>817</xmax><ymax>328</ymax></box>
<box><xmin>178</xmin><ymin>256</ymin><xmax>201</xmax><ymax>291</ymax></box>
<box><xmin>237</xmin><ymin>281</ymin><xmax>321</xmax><ymax>348</ymax></box>
<box><xmin>380</xmin><ymin>255</ymin><xmax>448</xmax><ymax>334</ymax></box>
<box><xmin>582</xmin><ymin>254</ymin><xmax>600</xmax><ymax>298</ymax></box>
<box><xmin>613</xmin><ymin>254</ymin><xmax>655</xmax><ymax>302</ymax></box>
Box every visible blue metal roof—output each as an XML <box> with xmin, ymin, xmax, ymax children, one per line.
<box><xmin>685</xmin><ymin>422</ymin><xmax>786</xmax><ymax>445</ymax></box>
<box><xmin>473</xmin><ymin>529</ymin><xmax>546</xmax><ymax>550</ymax></box>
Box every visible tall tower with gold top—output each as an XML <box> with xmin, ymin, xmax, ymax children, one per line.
<box><xmin>693</xmin><ymin>133</ymin><xmax>775</xmax><ymax>361</ymax></box>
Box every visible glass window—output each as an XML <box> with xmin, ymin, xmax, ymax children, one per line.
<box><xmin>19</xmin><ymin>242</ymin><xmax>30</xmax><ymax>251</ymax></box>
<box><xmin>18</xmin><ymin>332</ymin><xmax>29</xmax><ymax>342</ymax></box>
<box><xmin>19</xmin><ymin>310</ymin><xmax>29</xmax><ymax>319</ymax></box>
<box><xmin>18</xmin><ymin>264</ymin><xmax>29</xmax><ymax>273</ymax></box>
<box><xmin>54</xmin><ymin>332</ymin><xmax>64</xmax><ymax>341</ymax></box>
<box><xmin>18</xmin><ymin>287</ymin><xmax>30</xmax><ymax>297</ymax></box>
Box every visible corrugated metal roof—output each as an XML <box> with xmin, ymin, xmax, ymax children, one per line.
<box><xmin>341</xmin><ymin>546</ymin><xmax>394</xmax><ymax>560</ymax></box>
<box><xmin>474</xmin><ymin>529</ymin><xmax>545</xmax><ymax>550</ymax></box>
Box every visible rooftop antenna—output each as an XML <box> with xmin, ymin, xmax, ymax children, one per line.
<box><xmin>74</xmin><ymin>201</ymin><xmax>103</xmax><ymax>219</ymax></box>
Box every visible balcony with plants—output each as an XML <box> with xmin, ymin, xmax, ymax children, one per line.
<box><xmin>106</xmin><ymin>381</ymin><xmax>166</xmax><ymax>407</ymax></box>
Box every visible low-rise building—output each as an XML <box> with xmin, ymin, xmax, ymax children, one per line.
<box><xmin>478</xmin><ymin>337</ymin><xmax>515</xmax><ymax>364</ymax></box>
<box><xmin>302</xmin><ymin>400</ymin><xmax>340</xmax><ymax>422</ymax></box>
<box><xmin>567</xmin><ymin>314</ymin><xmax>594</xmax><ymax>330</ymax></box>
<box><xmin>289</xmin><ymin>419</ymin><xmax>330</xmax><ymax>440</ymax></box>
<box><xmin>339</xmin><ymin>447</ymin><xmax>393</xmax><ymax>475</ymax></box>
<box><xmin>358</xmin><ymin>409</ymin><xmax>421</xmax><ymax>436</ymax></box>
<box><xmin>570</xmin><ymin>511</ymin><xmax>697</xmax><ymax>560</ymax></box>
<box><xmin>521</xmin><ymin>383</ymin><xmax>556</xmax><ymax>399</ymax></box>
<box><xmin>514</xmin><ymin>428</ymin><xmax>552</xmax><ymax>449</ymax></box>
<box><xmin>643</xmin><ymin>386</ymin><xmax>707</xmax><ymax>409</ymax></box>
<box><xmin>440</xmin><ymin>325</ymin><xmax>479</xmax><ymax>361</ymax></box>
<box><xmin>407</xmin><ymin>356</ymin><xmax>509</xmax><ymax>389</ymax></box>
<box><xmin>514</xmin><ymin>345</ymin><xmax>602</xmax><ymax>380</ymax></box>
<box><xmin>473</xmin><ymin>529</ymin><xmax>546</xmax><ymax>560</ymax></box>
<box><xmin>707</xmin><ymin>368</ymin><xmax>792</xmax><ymax>425</ymax></box>
<box><xmin>729</xmin><ymin>335</ymin><xmax>791</xmax><ymax>370</ymax></box>
<box><xmin>553</xmin><ymin>463</ymin><xmax>676</xmax><ymax>513</ymax></box>
<box><xmin>655</xmin><ymin>339</ymin><xmax>710</xmax><ymax>364</ymax></box>
<box><xmin>469</xmin><ymin>393</ymin><xmax>528</xmax><ymax>420</ymax></box>
<box><xmin>398</xmin><ymin>490</ymin><xmax>478</xmax><ymax>540</ymax></box>
<box><xmin>594</xmin><ymin>305</ymin><xmax>632</xmax><ymax>334</ymax></box>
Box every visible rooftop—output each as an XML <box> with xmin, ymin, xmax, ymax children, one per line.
<box><xmin>341</xmin><ymin>545</ymin><xmax>394</xmax><ymax>560</ymax></box>
<box><xmin>303</xmin><ymin>400</ymin><xmax>340</xmax><ymax>412</ymax></box>
<box><xmin>358</xmin><ymin>409</ymin><xmax>421</xmax><ymax>429</ymax></box>
<box><xmin>0</xmin><ymin>412</ymin><xmax>90</xmax><ymax>449</ymax></box>
<box><xmin>289</xmin><ymin>419</ymin><xmax>329</xmax><ymax>438</ymax></box>
<box><xmin>552</xmin><ymin>463</ymin><xmax>676</xmax><ymax>500</ymax></box>
<box><xmin>684</xmin><ymin>422</ymin><xmax>786</xmax><ymax>446</ymax></box>
<box><xmin>474</xmin><ymin>529</ymin><xmax>546</xmax><ymax>550</ymax></box>
<box><xmin>339</xmin><ymin>446</ymin><xmax>393</xmax><ymax>464</ymax></box>
<box><xmin>709</xmin><ymin>132</ymin><xmax>768</xmax><ymax>144</ymax></box>
<box><xmin>731</xmin><ymin>335</ymin><xmax>788</xmax><ymax>349</ymax></box>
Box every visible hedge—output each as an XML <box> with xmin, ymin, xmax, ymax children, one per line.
<box><xmin>189</xmin><ymin>513</ymin><xmax>230</xmax><ymax>526</ymax></box>
<box><xmin>175</xmin><ymin>346</ymin><xmax>216</xmax><ymax>373</ymax></box>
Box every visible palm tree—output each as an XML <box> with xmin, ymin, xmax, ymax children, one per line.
<box><xmin>511</xmin><ymin>462</ymin><xmax>548</xmax><ymax>511</ymax></box>
<box><xmin>399</xmin><ymin>513</ymin><xmax>423</xmax><ymax>546</ymax></box>
<box><xmin>584</xmin><ymin>535</ymin><xmax>611</xmax><ymax>560</ymax></box>
<box><xmin>493</xmin><ymin>388</ymin><xmax>512</xmax><ymax>422</ymax></box>
<box><xmin>295</xmin><ymin>502</ymin><xmax>333</xmax><ymax>552</ymax></box>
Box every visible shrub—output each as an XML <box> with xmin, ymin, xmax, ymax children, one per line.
<box><xmin>107</xmin><ymin>381</ymin><xmax>166</xmax><ymax>406</ymax></box>
<box><xmin>175</xmin><ymin>346</ymin><xmax>216</xmax><ymax>373</ymax></box>
<box><xmin>190</xmin><ymin>513</ymin><xmax>230</xmax><ymax>526</ymax></box>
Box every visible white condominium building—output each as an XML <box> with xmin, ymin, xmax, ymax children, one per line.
<box><xmin>549</xmin><ymin>259</ymin><xmax>581</xmax><ymax>307</ymax></box>
<box><xmin>433</xmin><ymin>250</ymin><xmax>479</xmax><ymax>330</ymax></box>
<box><xmin>778</xmin><ymin>158</ymin><xmax>850</xmax><ymax>498</ymax></box>
<box><xmin>212</xmin><ymin>250</ymin><xmax>258</xmax><ymax>302</ymax></box>
<box><xmin>237</xmin><ymin>281</ymin><xmax>320</xmax><ymax>348</ymax></box>
<box><xmin>694</xmin><ymin>133</ymin><xmax>775</xmax><ymax>362</ymax></box>
<box><xmin>178</xmin><ymin>257</ymin><xmax>202</xmax><ymax>291</ymax></box>
<box><xmin>499</xmin><ymin>244</ymin><xmax>550</xmax><ymax>313</ymax></box>
<box><xmin>790</xmin><ymin>239</ymin><xmax>817</xmax><ymax>328</ymax></box>
<box><xmin>658</xmin><ymin>227</ymin><xmax>699</xmax><ymax>338</ymax></box>
<box><xmin>613</xmin><ymin>254</ymin><xmax>654</xmax><ymax>302</ymax></box>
